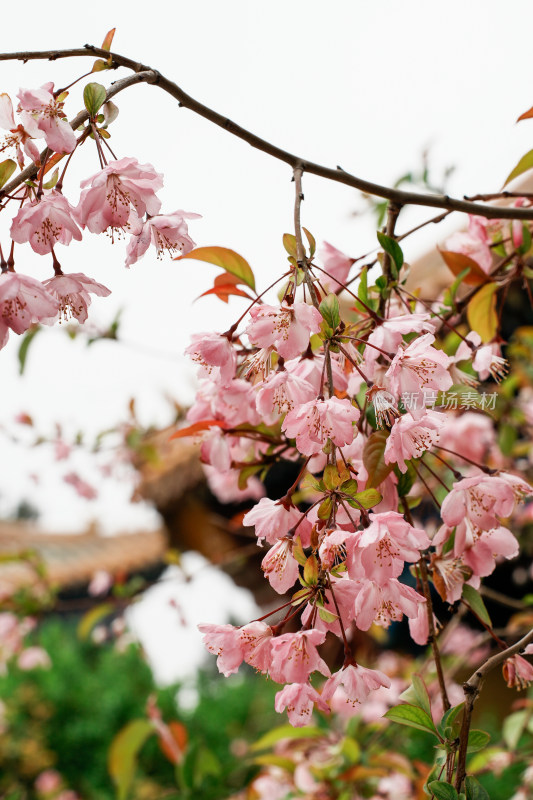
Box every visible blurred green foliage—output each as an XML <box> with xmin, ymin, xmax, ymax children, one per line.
<box><xmin>0</xmin><ymin>618</ymin><xmax>278</xmax><ymax>800</ymax></box>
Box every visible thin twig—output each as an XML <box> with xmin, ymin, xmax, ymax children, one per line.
<box><xmin>3</xmin><ymin>47</ymin><xmax>533</xmax><ymax>219</ymax></box>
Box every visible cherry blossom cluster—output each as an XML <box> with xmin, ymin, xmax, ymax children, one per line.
<box><xmin>190</xmin><ymin>223</ymin><xmax>533</xmax><ymax>725</ymax></box>
<box><xmin>0</xmin><ymin>81</ymin><xmax>199</xmax><ymax>348</ymax></box>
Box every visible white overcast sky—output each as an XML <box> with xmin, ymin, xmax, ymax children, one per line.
<box><xmin>2</xmin><ymin>0</ymin><xmax>533</xmax><ymax>532</ymax></box>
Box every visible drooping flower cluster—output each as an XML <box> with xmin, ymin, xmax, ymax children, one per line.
<box><xmin>0</xmin><ymin>82</ymin><xmax>200</xmax><ymax>350</ymax></box>
<box><xmin>187</xmin><ymin>226</ymin><xmax>533</xmax><ymax>726</ymax></box>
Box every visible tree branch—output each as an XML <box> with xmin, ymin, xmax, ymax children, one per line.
<box><xmin>454</xmin><ymin>627</ymin><xmax>533</xmax><ymax>790</ymax></box>
<box><xmin>2</xmin><ymin>47</ymin><xmax>533</xmax><ymax>220</ymax></box>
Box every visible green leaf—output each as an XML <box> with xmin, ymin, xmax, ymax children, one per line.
<box><xmin>428</xmin><ymin>781</ymin><xmax>459</xmax><ymax>800</ymax></box>
<box><xmin>502</xmin><ymin>709</ymin><xmax>528</xmax><ymax>750</ymax></box>
<box><xmin>253</xmin><ymin>754</ymin><xmax>295</xmax><ymax>771</ymax></box>
<box><xmin>319</xmin><ymin>293</ymin><xmax>340</xmax><ymax>331</ymax></box>
<box><xmin>352</xmin><ymin>488</ymin><xmax>382</xmax><ymax>509</ymax></box>
<box><xmin>467</xmin><ymin>729</ymin><xmax>490</xmax><ymax>753</ymax></box>
<box><xmin>462</xmin><ymin>585</ymin><xmax>492</xmax><ymax>627</ymax></box>
<box><xmin>323</xmin><ymin>464</ymin><xmax>341</xmax><ymax>490</ymax></box>
<box><xmin>384</xmin><ymin>703</ymin><xmax>439</xmax><ymax>737</ymax></box>
<box><xmin>108</xmin><ymin>719</ymin><xmax>154</xmax><ymax>800</ymax></box>
<box><xmin>504</xmin><ymin>148</ymin><xmax>533</xmax><ymax>186</ymax></box>
<box><xmin>77</xmin><ymin>602</ymin><xmax>114</xmax><ymax>640</ymax></box>
<box><xmin>464</xmin><ymin>775</ymin><xmax>490</xmax><ymax>800</ymax></box>
<box><xmin>43</xmin><ymin>168</ymin><xmax>59</xmax><ymax>190</ymax></box>
<box><xmin>438</xmin><ymin>703</ymin><xmax>464</xmax><ymax>738</ymax></box>
<box><xmin>317</xmin><ymin>495</ymin><xmax>333</xmax><ymax>521</ymax></box>
<box><xmin>300</xmin><ymin>473</ymin><xmax>324</xmax><ymax>492</ymax></box>
<box><xmin>363</xmin><ymin>430</ymin><xmax>394</xmax><ymax>488</ymax></box>
<box><xmin>358</xmin><ymin>266</ymin><xmax>368</xmax><ymax>305</ymax></box>
<box><xmin>283</xmin><ymin>233</ymin><xmax>298</xmax><ymax>258</ymax></box>
<box><xmin>410</xmin><ymin>673</ymin><xmax>432</xmax><ymax>717</ymax></box>
<box><xmin>177</xmin><ymin>247</ymin><xmax>256</xmax><ymax>291</ymax></box>
<box><xmin>303</xmin><ymin>555</ymin><xmax>319</xmax><ymax>585</ymax></box>
<box><xmin>467</xmin><ymin>283</ymin><xmax>499</xmax><ymax>343</ymax></box>
<box><xmin>0</xmin><ymin>157</ymin><xmax>16</xmax><ymax>189</ymax></box>
<box><xmin>292</xmin><ymin>539</ymin><xmax>308</xmax><ymax>567</ymax></box>
<box><xmin>377</xmin><ymin>231</ymin><xmax>404</xmax><ymax>277</ymax></box>
<box><xmin>83</xmin><ymin>82</ymin><xmax>107</xmax><ymax>117</ymax></box>
<box><xmin>18</xmin><ymin>325</ymin><xmax>41</xmax><ymax>375</ymax></box>
<box><xmin>318</xmin><ymin>606</ymin><xmax>338</xmax><ymax>623</ymax></box>
<box><xmin>251</xmin><ymin>725</ymin><xmax>323</xmax><ymax>751</ymax></box>
<box><xmin>238</xmin><ymin>464</ymin><xmax>262</xmax><ymax>490</ymax></box>
<box><xmin>443</xmin><ymin>267</ymin><xmax>472</xmax><ymax>308</ymax></box>
<box><xmin>340</xmin><ymin>478</ymin><xmax>359</xmax><ymax>497</ymax></box>
<box><xmin>303</xmin><ymin>227</ymin><xmax>316</xmax><ymax>258</ymax></box>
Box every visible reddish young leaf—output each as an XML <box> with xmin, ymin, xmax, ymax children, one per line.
<box><xmin>176</xmin><ymin>246</ymin><xmax>256</xmax><ymax>291</ymax></box>
<box><xmin>196</xmin><ymin>283</ymin><xmax>254</xmax><ymax>303</ymax></box>
<box><xmin>517</xmin><ymin>105</ymin><xmax>533</xmax><ymax>123</ymax></box>
<box><xmin>169</xmin><ymin>419</ymin><xmax>225</xmax><ymax>440</ymax></box>
<box><xmin>158</xmin><ymin>721</ymin><xmax>188</xmax><ymax>765</ymax></box>
<box><xmin>101</xmin><ymin>28</ymin><xmax>116</xmax><ymax>51</ymax></box>
<box><xmin>438</xmin><ymin>249</ymin><xmax>491</xmax><ymax>287</ymax></box>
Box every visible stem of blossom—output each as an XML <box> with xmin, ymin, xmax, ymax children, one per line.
<box><xmin>91</xmin><ymin>122</ymin><xmax>107</xmax><ymax>168</ymax></box>
<box><xmin>284</xmin><ymin>457</ymin><xmax>311</xmax><ymax>501</ymax></box>
<box><xmin>336</xmin><ymin>342</ymin><xmax>372</xmax><ymax>385</ymax></box>
<box><xmin>7</xmin><ymin>239</ymin><xmax>15</xmax><ymax>272</ymax></box>
<box><xmin>460</xmin><ymin>600</ymin><xmax>507</xmax><ymax>648</ymax></box>
<box><xmin>311</xmin><ymin>263</ymin><xmax>382</xmax><ymax>322</ymax></box>
<box><xmin>378</xmin><ymin>202</ymin><xmax>402</xmax><ymax>317</ymax></box>
<box><xmin>434</xmin><ymin>445</ymin><xmax>498</xmax><ymax>475</ymax></box>
<box><xmin>325</xmin><ymin>343</ymin><xmax>335</xmax><ymax>399</ymax></box>
<box><xmin>252</xmin><ymin>591</ymin><xmax>312</xmax><ymax>624</ymax></box>
<box><xmin>419</xmin><ymin>457</ymin><xmax>451</xmax><ymax>491</ymax></box>
<box><xmin>429</xmin><ymin>450</ymin><xmax>463</xmax><ymax>481</ymax></box>
<box><xmin>411</xmin><ymin>461</ymin><xmax>441</xmax><ymax>509</ymax></box>
<box><xmin>404</xmin><ymin>498</ymin><xmax>451</xmax><ymax>715</ymax></box>
<box><xmin>340</xmin><ymin>335</ymin><xmax>392</xmax><ymax>360</ymax></box>
<box><xmin>35</xmin><ymin>148</ymin><xmax>50</xmax><ymax>199</ymax></box>
<box><xmin>325</xmin><ymin>573</ymin><xmax>353</xmax><ymax>663</ymax></box>
<box><xmin>454</xmin><ymin>627</ymin><xmax>533</xmax><ymax>791</ymax></box>
<box><xmin>225</xmin><ymin>271</ymin><xmax>291</xmax><ymax>337</ymax></box>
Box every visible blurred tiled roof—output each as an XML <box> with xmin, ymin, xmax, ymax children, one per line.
<box><xmin>0</xmin><ymin>522</ymin><xmax>167</xmax><ymax>595</ymax></box>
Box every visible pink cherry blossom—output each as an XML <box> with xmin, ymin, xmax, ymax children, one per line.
<box><xmin>185</xmin><ymin>332</ymin><xmax>237</xmax><ymax>386</ymax></box>
<box><xmin>441</xmin><ymin>473</ymin><xmax>529</xmax><ymax>530</ymax></box>
<box><xmin>42</xmin><ymin>272</ymin><xmax>111</xmax><ymax>323</ymax></box>
<box><xmin>354</xmin><ymin>578</ymin><xmax>425</xmax><ymax>630</ymax></box>
<box><xmin>384</xmin><ymin>410</ymin><xmax>443</xmax><ymax>472</ymax></box>
<box><xmin>270</xmin><ymin>629</ymin><xmax>330</xmax><ymax>684</ymax></box>
<box><xmin>0</xmin><ymin>93</ymin><xmax>40</xmax><ymax>168</ymax></box>
<box><xmin>0</xmin><ymin>272</ymin><xmax>59</xmax><ymax>341</ymax></box>
<box><xmin>445</xmin><ymin>215</ymin><xmax>494</xmax><ymax>274</ymax></box>
<box><xmin>503</xmin><ymin>654</ymin><xmax>533</xmax><ymax>690</ymax></box>
<box><xmin>17</xmin><ymin>646</ymin><xmax>51</xmax><ymax>670</ymax></box>
<box><xmin>274</xmin><ymin>682</ymin><xmax>330</xmax><ymax>727</ymax></box>
<box><xmin>125</xmin><ymin>210</ymin><xmax>200</xmax><ymax>267</ymax></box>
<box><xmin>256</xmin><ymin>368</ymin><xmax>316</xmax><ymax>424</ymax></box>
<box><xmin>261</xmin><ymin>537</ymin><xmax>299</xmax><ymax>594</ymax></box>
<box><xmin>352</xmin><ymin>511</ymin><xmax>430</xmax><ymax>583</ymax></box>
<box><xmin>439</xmin><ymin>412</ymin><xmax>495</xmax><ymax>465</ymax></box>
<box><xmin>17</xmin><ymin>83</ymin><xmax>77</xmax><ymax>154</ymax></box>
<box><xmin>240</xmin><ymin>621</ymin><xmax>273</xmax><ymax>673</ymax></box>
<box><xmin>364</xmin><ymin>312</ymin><xmax>438</xmax><ymax>370</ymax></box>
<box><xmin>246</xmin><ymin>301</ymin><xmax>322</xmax><ymax>360</ymax></box>
<box><xmin>318</xmin><ymin>241</ymin><xmax>354</xmax><ymax>292</ymax></box>
<box><xmin>197</xmin><ymin>623</ymin><xmax>244</xmax><ymax>676</ymax></box>
<box><xmin>282</xmin><ymin>396</ymin><xmax>360</xmax><ymax>455</ymax></box>
<box><xmin>203</xmin><ymin>465</ymin><xmax>265</xmax><ymax>504</ymax></box>
<box><xmin>243</xmin><ymin>497</ymin><xmax>304</xmax><ymax>545</ymax></box>
<box><xmin>322</xmin><ymin>663</ymin><xmax>391</xmax><ymax>713</ymax></box>
<box><xmin>385</xmin><ymin>333</ymin><xmax>452</xmax><ymax>415</ymax></box>
<box><xmin>430</xmin><ymin>550</ymin><xmax>473</xmax><ymax>603</ymax></box>
<box><xmin>76</xmin><ymin>157</ymin><xmax>163</xmax><ymax>236</ymax></box>
<box><xmin>10</xmin><ymin>190</ymin><xmax>82</xmax><ymax>255</ymax></box>
<box><xmin>63</xmin><ymin>471</ymin><xmax>98</xmax><ymax>500</ymax></box>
